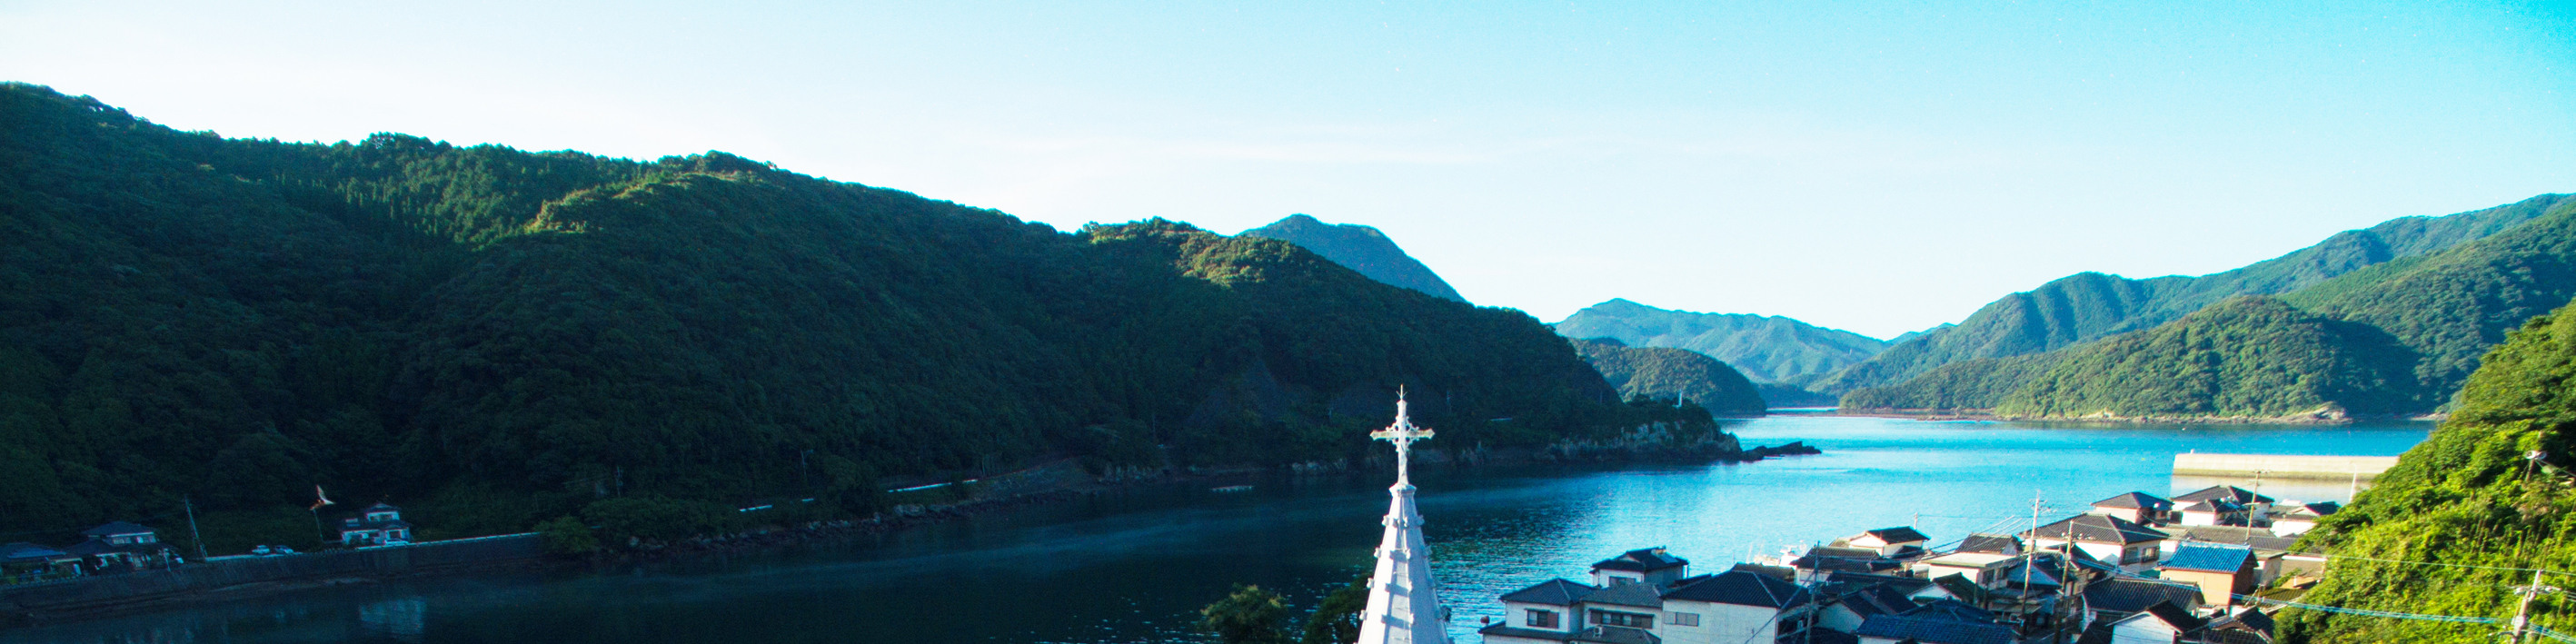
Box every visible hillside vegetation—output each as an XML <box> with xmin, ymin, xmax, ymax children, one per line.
<box><xmin>1566</xmin><ymin>338</ymin><xmax>1767</xmax><ymax>415</ymax></box>
<box><xmin>1553</xmin><ymin>298</ymin><xmax>1887</xmax><ymax>384</ymax></box>
<box><xmin>0</xmin><ymin>84</ymin><xmax>1656</xmax><ymax>550</ymax></box>
<box><xmin>1238</xmin><ymin>213</ymin><xmax>1467</xmax><ymax>302</ymax></box>
<box><xmin>1994</xmin><ymin>297</ymin><xmax>2423</xmax><ymax>419</ymax></box>
<box><xmin>2282</xmin><ymin>296</ymin><xmax>2576</xmax><ymax>643</ymax></box>
<box><xmin>1841</xmin><ymin>197</ymin><xmax>2576</xmax><ymax>419</ymax></box>
<box><xmin>1815</xmin><ymin>194</ymin><xmax>2572</xmax><ymax>394</ymax></box>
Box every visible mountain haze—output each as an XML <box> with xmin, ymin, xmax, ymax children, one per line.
<box><xmin>1552</xmin><ymin>299</ymin><xmax>1888</xmax><ymax>383</ymax></box>
<box><xmin>1238</xmin><ymin>213</ymin><xmax>1467</xmax><ymax>302</ymax></box>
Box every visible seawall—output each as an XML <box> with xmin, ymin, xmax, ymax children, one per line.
<box><xmin>2172</xmin><ymin>453</ymin><xmax>2399</xmax><ymax>481</ymax></box>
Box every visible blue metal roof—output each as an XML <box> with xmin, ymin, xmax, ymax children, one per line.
<box><xmin>2161</xmin><ymin>543</ymin><xmax>2255</xmax><ymax>573</ymax></box>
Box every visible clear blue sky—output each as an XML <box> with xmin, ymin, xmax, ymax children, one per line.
<box><xmin>5</xmin><ymin>0</ymin><xmax>2570</xmax><ymax>338</ymax></box>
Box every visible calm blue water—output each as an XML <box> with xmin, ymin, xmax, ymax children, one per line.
<box><xmin>2</xmin><ymin>415</ymin><xmax>2430</xmax><ymax>644</ymax></box>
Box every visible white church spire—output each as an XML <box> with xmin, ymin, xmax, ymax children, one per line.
<box><xmin>1357</xmin><ymin>387</ymin><xmax>1451</xmax><ymax>644</ymax></box>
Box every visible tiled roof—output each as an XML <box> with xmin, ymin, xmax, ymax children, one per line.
<box><xmin>2175</xmin><ymin>485</ymin><xmax>2275</xmax><ymax>505</ymax></box>
<box><xmin>2181</xmin><ymin>500</ymin><xmax>2242</xmax><ymax>513</ymax></box>
<box><xmin>0</xmin><ymin>542</ymin><xmax>70</xmax><ymax>561</ymax></box>
<box><xmin>1929</xmin><ymin>573</ymin><xmax>1992</xmax><ymax>605</ymax></box>
<box><xmin>1853</xmin><ymin>615</ymin><xmax>2015</xmax><ymax>644</ymax></box>
<box><xmin>1957</xmin><ymin>533</ymin><xmax>2021</xmax><ymax>554</ymax></box>
<box><xmin>2120</xmin><ymin>600</ymin><xmax>2207</xmax><ymax>631</ymax></box>
<box><xmin>1863</xmin><ymin>527</ymin><xmax>1931</xmax><ymax>543</ymax></box>
<box><xmin>1832</xmin><ymin>585</ymin><xmax>1918</xmax><ymax>619</ymax></box>
<box><xmin>1592</xmin><ymin>548</ymin><xmax>1689</xmax><ymax>572</ymax></box>
<box><xmin>1816</xmin><ymin>571</ymin><xmax>1934</xmax><ymax>597</ymax></box>
<box><xmin>1580</xmin><ymin>580</ymin><xmax>1666</xmax><ymax>609</ymax></box>
<box><xmin>2092</xmin><ymin>491</ymin><xmax>2173</xmax><ymax>510</ymax></box>
<box><xmin>2162</xmin><ymin>544</ymin><xmax>2255</xmax><ymax>573</ymax></box>
<box><xmin>364</xmin><ymin>501</ymin><xmax>403</xmax><ymax>512</ymax></box>
<box><xmin>1728</xmin><ymin>562</ymin><xmax>1795</xmax><ymax>580</ymax></box>
<box><xmin>1905</xmin><ymin>599</ymin><xmax>1995</xmax><ymax>623</ymax></box>
<box><xmin>2084</xmin><ymin>578</ymin><xmax>2204</xmax><ymax>615</ymax></box>
<box><xmin>1503</xmin><ymin>579</ymin><xmax>1599</xmax><ymax>606</ymax></box>
<box><xmin>1662</xmin><ymin>570</ymin><xmax>1813</xmax><ymax>609</ymax></box>
<box><xmin>2027</xmin><ymin>514</ymin><xmax>2168</xmax><ymax>545</ymax></box>
<box><xmin>1477</xmin><ymin>623</ymin><xmax>1574</xmax><ymax>642</ymax></box>
<box><xmin>1994</xmin><ymin>560</ymin><xmax>2064</xmax><ymax>589</ymax></box>
<box><xmin>1571</xmin><ymin>625</ymin><xmax>1662</xmax><ymax>644</ymax></box>
<box><xmin>82</xmin><ymin>521</ymin><xmax>154</xmax><ymax>537</ymax></box>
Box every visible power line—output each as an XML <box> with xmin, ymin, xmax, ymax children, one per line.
<box><xmin>2236</xmin><ymin>595</ymin><xmax>2501</xmax><ymax>624</ymax></box>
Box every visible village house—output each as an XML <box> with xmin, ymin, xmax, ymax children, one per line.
<box><xmin>1837</xmin><ymin>527</ymin><xmax>1931</xmax><ymax>557</ymax></box>
<box><xmin>2157</xmin><ymin>544</ymin><xmax>2259</xmax><ymax>607</ymax></box>
<box><xmin>2074</xmin><ymin>600</ymin><xmax>2277</xmax><ymax>644</ymax></box>
<box><xmin>62</xmin><ymin>521</ymin><xmax>180</xmax><ymax>571</ymax></box>
<box><xmin>0</xmin><ymin>542</ymin><xmax>85</xmax><ymax>581</ymax></box>
<box><xmin>2086</xmin><ymin>492</ymin><xmax>2175</xmax><ymax>526</ymax></box>
<box><xmin>1480</xmin><ymin>550</ymin><xmax>1818</xmax><ymax>644</ymax></box>
<box><xmin>2263</xmin><ymin>501</ymin><xmax>2338</xmax><ymax>536</ymax></box>
<box><xmin>2081</xmin><ymin>577</ymin><xmax>2207</xmax><ymax>625</ymax></box>
<box><xmin>2024</xmin><ymin>514</ymin><xmax>2171</xmax><ymax>572</ymax></box>
<box><xmin>2174</xmin><ymin>486</ymin><xmax>2275</xmax><ymax>527</ymax></box>
<box><xmin>338</xmin><ymin>502</ymin><xmax>415</xmax><ymax>546</ymax></box>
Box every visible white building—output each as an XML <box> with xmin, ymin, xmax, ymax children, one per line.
<box><xmin>2023</xmin><ymin>514</ymin><xmax>2169</xmax><ymax>572</ymax></box>
<box><xmin>1478</xmin><ymin>558</ymin><xmax>1815</xmax><ymax>644</ymax></box>
<box><xmin>1355</xmin><ymin>393</ymin><xmax>1451</xmax><ymax>644</ymax></box>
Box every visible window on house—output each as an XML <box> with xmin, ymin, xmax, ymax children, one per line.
<box><xmin>1526</xmin><ymin>609</ymin><xmax>1558</xmax><ymax>629</ymax></box>
<box><xmin>1666</xmin><ymin>612</ymin><xmax>1699</xmax><ymax>627</ymax></box>
<box><xmin>1589</xmin><ymin>609</ymin><xmax>1655</xmax><ymax>629</ymax></box>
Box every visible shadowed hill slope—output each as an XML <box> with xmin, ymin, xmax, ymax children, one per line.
<box><xmin>1553</xmin><ymin>298</ymin><xmax>1888</xmax><ymax>384</ymax></box>
<box><xmin>1566</xmin><ymin>338</ymin><xmax>1767</xmax><ymax>415</ymax></box>
<box><xmin>0</xmin><ymin>84</ymin><xmax>1650</xmax><ymax>546</ymax></box>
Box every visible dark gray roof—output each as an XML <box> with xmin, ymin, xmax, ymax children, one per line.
<box><xmin>0</xmin><ymin>542</ymin><xmax>70</xmax><ymax>561</ymax></box>
<box><xmin>1994</xmin><ymin>560</ymin><xmax>2064</xmax><ymax>589</ymax></box>
<box><xmin>2027</xmin><ymin>514</ymin><xmax>2168</xmax><ymax>545</ymax></box>
<box><xmin>2092</xmin><ymin>491</ymin><xmax>2173</xmax><ymax>510</ymax></box>
<box><xmin>82</xmin><ymin>521</ymin><xmax>154</xmax><ymax>537</ymax></box>
<box><xmin>1662</xmin><ymin>570</ymin><xmax>1812</xmax><ymax>609</ymax></box>
<box><xmin>1580</xmin><ymin>580</ymin><xmax>1666</xmax><ymax>609</ymax></box>
<box><xmin>1957</xmin><ymin>533</ymin><xmax>2021</xmax><ymax>554</ymax></box>
<box><xmin>1729</xmin><ymin>562</ymin><xmax>1795</xmax><ymax>580</ymax></box>
<box><xmin>62</xmin><ymin>538</ymin><xmax>171</xmax><ymax>556</ymax></box>
<box><xmin>1504</xmin><ymin>579</ymin><xmax>1599</xmax><ymax>606</ymax></box>
<box><xmin>2084</xmin><ymin>578</ymin><xmax>2205</xmax><ymax>615</ymax></box>
<box><xmin>2121</xmin><ymin>600</ymin><xmax>2207</xmax><ymax>631</ymax></box>
<box><xmin>1853</xmin><ymin>615</ymin><xmax>2015</xmax><ymax>644</ymax></box>
<box><xmin>364</xmin><ymin>501</ymin><xmax>403</xmax><ymax>512</ymax></box>
<box><xmin>1573</xmin><ymin>626</ymin><xmax>1662</xmax><ymax>644</ymax></box>
<box><xmin>1863</xmin><ymin>527</ymin><xmax>1931</xmax><ymax>543</ymax></box>
<box><xmin>1816</xmin><ymin>571</ymin><xmax>1934</xmax><ymax>597</ymax></box>
<box><xmin>2213</xmin><ymin>606</ymin><xmax>2276</xmax><ymax>636</ymax></box>
<box><xmin>2175</xmin><ymin>485</ymin><xmax>2275</xmax><ymax>505</ymax></box>
<box><xmin>2181</xmin><ymin>499</ymin><xmax>2243</xmax><ymax>513</ymax></box>
<box><xmin>1593</xmin><ymin>548</ymin><xmax>1689</xmax><ymax>572</ymax></box>
<box><xmin>1929</xmin><ymin>573</ymin><xmax>1992</xmax><ymax>605</ymax></box>
<box><xmin>1832</xmin><ymin>585</ymin><xmax>1918</xmax><ymax>619</ymax></box>
<box><xmin>1477</xmin><ymin>623</ymin><xmax>1573</xmax><ymax>643</ymax></box>
<box><xmin>1905</xmin><ymin>599</ymin><xmax>1996</xmax><ymax>623</ymax></box>
<box><xmin>2162</xmin><ymin>544</ymin><xmax>2255</xmax><ymax>573</ymax></box>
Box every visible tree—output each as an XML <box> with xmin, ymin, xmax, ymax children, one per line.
<box><xmin>1201</xmin><ymin>584</ymin><xmax>1295</xmax><ymax>644</ymax></box>
<box><xmin>1300</xmin><ymin>575</ymin><xmax>1370</xmax><ymax>644</ymax></box>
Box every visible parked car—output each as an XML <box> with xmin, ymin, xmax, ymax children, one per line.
<box><xmin>250</xmin><ymin>545</ymin><xmax>272</xmax><ymax>555</ymax></box>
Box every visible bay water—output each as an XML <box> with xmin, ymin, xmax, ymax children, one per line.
<box><xmin>2</xmin><ymin>414</ymin><xmax>2431</xmax><ymax>644</ymax></box>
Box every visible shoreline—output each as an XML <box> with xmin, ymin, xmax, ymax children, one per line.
<box><xmin>1831</xmin><ymin>408</ymin><xmax>2446</xmax><ymax>425</ymax></box>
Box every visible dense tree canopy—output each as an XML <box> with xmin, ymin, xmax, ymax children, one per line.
<box><xmin>0</xmin><ymin>84</ymin><xmax>1646</xmax><ymax>550</ymax></box>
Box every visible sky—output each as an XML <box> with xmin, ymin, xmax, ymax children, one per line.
<box><xmin>4</xmin><ymin>1</ymin><xmax>2571</xmax><ymax>339</ymax></box>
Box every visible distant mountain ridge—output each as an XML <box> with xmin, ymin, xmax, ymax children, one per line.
<box><xmin>1815</xmin><ymin>193</ymin><xmax>2575</xmax><ymax>395</ymax></box>
<box><xmin>1239</xmin><ymin>214</ymin><xmax>1467</xmax><ymax>302</ymax></box>
<box><xmin>1551</xmin><ymin>299</ymin><xmax>1888</xmax><ymax>384</ymax></box>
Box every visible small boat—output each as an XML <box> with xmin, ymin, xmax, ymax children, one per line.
<box><xmin>1211</xmin><ymin>485</ymin><xmax>1254</xmax><ymax>493</ymax></box>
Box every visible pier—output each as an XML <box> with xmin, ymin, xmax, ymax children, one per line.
<box><xmin>2173</xmin><ymin>453</ymin><xmax>2400</xmax><ymax>481</ymax></box>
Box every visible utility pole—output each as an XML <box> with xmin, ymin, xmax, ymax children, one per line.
<box><xmin>2511</xmin><ymin>568</ymin><xmax>2561</xmax><ymax>643</ymax></box>
<box><xmin>183</xmin><ymin>495</ymin><xmax>206</xmax><ymax>563</ymax></box>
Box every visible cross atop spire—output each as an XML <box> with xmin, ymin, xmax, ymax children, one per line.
<box><xmin>1370</xmin><ymin>386</ymin><xmax>1436</xmax><ymax>487</ymax></box>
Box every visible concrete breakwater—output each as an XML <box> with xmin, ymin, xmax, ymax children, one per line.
<box><xmin>0</xmin><ymin>533</ymin><xmax>541</xmax><ymax>626</ymax></box>
<box><xmin>2173</xmin><ymin>453</ymin><xmax>2400</xmax><ymax>481</ymax></box>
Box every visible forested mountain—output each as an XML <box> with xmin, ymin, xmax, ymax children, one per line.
<box><xmin>1566</xmin><ymin>338</ymin><xmax>1767</xmax><ymax>415</ymax></box>
<box><xmin>1551</xmin><ymin>299</ymin><xmax>1888</xmax><ymax>384</ymax></box>
<box><xmin>1813</xmin><ymin>194</ymin><xmax>2573</xmax><ymax>394</ymax></box>
<box><xmin>0</xmin><ymin>84</ymin><xmax>1656</xmax><ymax>549</ymax></box>
<box><xmin>1842</xmin><ymin>197</ymin><xmax>2576</xmax><ymax>419</ymax></box>
<box><xmin>1995</xmin><ymin>297</ymin><xmax>2423</xmax><ymax>419</ymax></box>
<box><xmin>1238</xmin><ymin>213</ymin><xmax>1467</xmax><ymax>302</ymax></box>
<box><xmin>2281</xmin><ymin>296</ymin><xmax>2576</xmax><ymax>643</ymax></box>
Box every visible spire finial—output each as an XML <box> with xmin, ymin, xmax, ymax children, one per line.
<box><xmin>1371</xmin><ymin>386</ymin><xmax>1435</xmax><ymax>487</ymax></box>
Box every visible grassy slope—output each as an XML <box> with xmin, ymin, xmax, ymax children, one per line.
<box><xmin>2283</xmin><ymin>296</ymin><xmax>2576</xmax><ymax>643</ymax></box>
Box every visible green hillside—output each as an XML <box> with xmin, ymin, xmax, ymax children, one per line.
<box><xmin>1552</xmin><ymin>298</ymin><xmax>1889</xmax><ymax>383</ymax></box>
<box><xmin>1842</xmin><ymin>198</ymin><xmax>2576</xmax><ymax>418</ymax></box>
<box><xmin>0</xmin><ymin>84</ymin><xmax>1648</xmax><ymax>550</ymax></box>
<box><xmin>1814</xmin><ymin>194</ymin><xmax>2572</xmax><ymax>394</ymax></box>
<box><xmin>2281</xmin><ymin>296</ymin><xmax>2576</xmax><ymax>643</ymax></box>
<box><xmin>1566</xmin><ymin>338</ymin><xmax>1767</xmax><ymax>415</ymax></box>
<box><xmin>1991</xmin><ymin>297</ymin><xmax>2424</xmax><ymax>419</ymax></box>
<box><xmin>1239</xmin><ymin>213</ymin><xmax>1467</xmax><ymax>302</ymax></box>
<box><xmin>2284</xmin><ymin>198</ymin><xmax>2576</xmax><ymax>406</ymax></box>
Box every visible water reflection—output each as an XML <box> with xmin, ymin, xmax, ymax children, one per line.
<box><xmin>2</xmin><ymin>415</ymin><xmax>2430</xmax><ymax>644</ymax></box>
